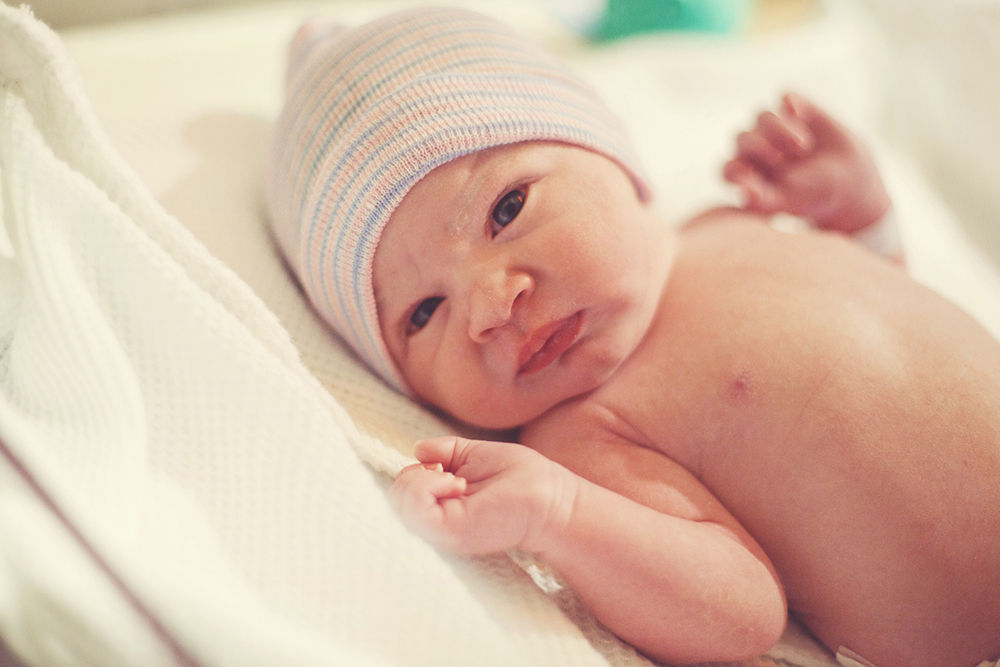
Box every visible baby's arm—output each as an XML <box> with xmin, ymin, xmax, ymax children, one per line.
<box><xmin>390</xmin><ymin>436</ymin><xmax>785</xmax><ymax>663</ymax></box>
<box><xmin>723</xmin><ymin>93</ymin><xmax>901</xmax><ymax>261</ymax></box>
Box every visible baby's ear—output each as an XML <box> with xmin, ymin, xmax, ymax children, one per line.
<box><xmin>286</xmin><ymin>19</ymin><xmax>346</xmax><ymax>84</ymax></box>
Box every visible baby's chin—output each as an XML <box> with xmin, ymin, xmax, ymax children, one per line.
<box><xmin>443</xmin><ymin>376</ymin><xmax>607</xmax><ymax>432</ymax></box>
<box><xmin>433</xmin><ymin>389</ymin><xmax>558</xmax><ymax>432</ymax></box>
<box><xmin>446</xmin><ymin>401</ymin><xmax>547</xmax><ymax>433</ymax></box>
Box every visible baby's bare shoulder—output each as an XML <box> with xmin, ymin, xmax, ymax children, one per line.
<box><xmin>521</xmin><ymin>398</ymin><xmax>625</xmax><ymax>460</ymax></box>
<box><xmin>679</xmin><ymin>206</ymin><xmax>768</xmax><ymax>231</ymax></box>
<box><xmin>521</xmin><ymin>396</ymin><xmax>753</xmax><ymax>527</ymax></box>
<box><xmin>521</xmin><ymin>396</ymin><xmax>670</xmax><ymax>478</ymax></box>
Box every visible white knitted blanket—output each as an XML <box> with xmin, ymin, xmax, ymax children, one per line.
<box><xmin>0</xmin><ymin>5</ymin><xmax>651</xmax><ymax>666</ymax></box>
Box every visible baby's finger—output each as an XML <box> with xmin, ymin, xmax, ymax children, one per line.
<box><xmin>390</xmin><ymin>465</ymin><xmax>468</xmax><ymax>508</ymax></box>
<box><xmin>413</xmin><ymin>435</ymin><xmax>490</xmax><ymax>474</ymax></box>
<box><xmin>735</xmin><ymin>131</ymin><xmax>784</xmax><ymax>172</ymax></box>
<box><xmin>395</xmin><ymin>461</ymin><xmax>439</xmax><ymax>477</ymax></box>
<box><xmin>756</xmin><ymin>110</ymin><xmax>812</xmax><ymax>157</ymax></box>
<box><xmin>724</xmin><ymin>160</ymin><xmax>781</xmax><ymax>214</ymax></box>
<box><xmin>388</xmin><ymin>469</ymin><xmax>470</xmax><ymax>552</ymax></box>
<box><xmin>412</xmin><ymin>436</ymin><xmax>463</xmax><ymax>470</ymax></box>
<box><xmin>782</xmin><ymin>92</ymin><xmax>846</xmax><ymax>146</ymax></box>
<box><xmin>722</xmin><ymin>157</ymin><xmax>758</xmax><ymax>186</ymax></box>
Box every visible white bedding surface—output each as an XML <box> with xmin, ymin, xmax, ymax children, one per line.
<box><xmin>3</xmin><ymin>0</ymin><xmax>995</xmax><ymax>665</ymax></box>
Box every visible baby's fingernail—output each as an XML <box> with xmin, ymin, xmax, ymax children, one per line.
<box><xmin>423</xmin><ymin>462</ymin><xmax>444</xmax><ymax>472</ymax></box>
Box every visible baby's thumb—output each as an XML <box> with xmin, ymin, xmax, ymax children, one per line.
<box><xmin>784</xmin><ymin>92</ymin><xmax>844</xmax><ymax>144</ymax></box>
<box><xmin>413</xmin><ymin>436</ymin><xmax>467</xmax><ymax>471</ymax></box>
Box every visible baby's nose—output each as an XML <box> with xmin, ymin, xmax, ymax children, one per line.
<box><xmin>467</xmin><ymin>269</ymin><xmax>533</xmax><ymax>343</ymax></box>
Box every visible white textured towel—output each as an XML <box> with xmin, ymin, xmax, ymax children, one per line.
<box><xmin>0</xmin><ymin>5</ymin><xmax>643</xmax><ymax>666</ymax></box>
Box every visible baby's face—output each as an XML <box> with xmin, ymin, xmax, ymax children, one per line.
<box><xmin>373</xmin><ymin>142</ymin><xmax>672</xmax><ymax>430</ymax></box>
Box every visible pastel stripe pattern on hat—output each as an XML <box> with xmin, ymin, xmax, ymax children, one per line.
<box><xmin>268</xmin><ymin>7</ymin><xmax>649</xmax><ymax>392</ymax></box>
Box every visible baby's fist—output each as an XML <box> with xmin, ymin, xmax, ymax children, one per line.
<box><xmin>389</xmin><ymin>437</ymin><xmax>576</xmax><ymax>555</ymax></box>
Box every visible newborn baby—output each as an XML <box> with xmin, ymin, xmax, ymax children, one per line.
<box><xmin>268</xmin><ymin>8</ymin><xmax>1000</xmax><ymax>666</ymax></box>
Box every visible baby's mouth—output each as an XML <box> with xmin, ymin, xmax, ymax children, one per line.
<box><xmin>517</xmin><ymin>312</ymin><xmax>583</xmax><ymax>376</ymax></box>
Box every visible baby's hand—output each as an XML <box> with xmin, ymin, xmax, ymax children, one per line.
<box><xmin>388</xmin><ymin>437</ymin><xmax>576</xmax><ymax>555</ymax></box>
<box><xmin>723</xmin><ymin>92</ymin><xmax>890</xmax><ymax>234</ymax></box>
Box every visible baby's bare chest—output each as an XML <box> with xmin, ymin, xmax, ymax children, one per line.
<box><xmin>546</xmin><ymin>223</ymin><xmax>1000</xmax><ymax>656</ymax></box>
<box><xmin>592</xmin><ymin>242</ymin><xmax>1000</xmax><ymax>643</ymax></box>
<box><xmin>604</xmin><ymin>225</ymin><xmax>994</xmax><ymax>486</ymax></box>
<box><xmin>603</xmin><ymin>252</ymin><xmax>998</xmax><ymax>516</ymax></box>
<box><xmin>598</xmin><ymin>268</ymin><xmax>871</xmax><ymax>483</ymax></box>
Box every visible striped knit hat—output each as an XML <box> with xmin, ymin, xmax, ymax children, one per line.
<box><xmin>268</xmin><ymin>7</ymin><xmax>649</xmax><ymax>392</ymax></box>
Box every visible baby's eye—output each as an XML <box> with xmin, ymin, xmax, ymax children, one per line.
<box><xmin>408</xmin><ymin>296</ymin><xmax>444</xmax><ymax>334</ymax></box>
<box><xmin>491</xmin><ymin>189</ymin><xmax>525</xmax><ymax>234</ymax></box>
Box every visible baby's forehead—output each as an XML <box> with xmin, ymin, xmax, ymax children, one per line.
<box><xmin>387</xmin><ymin>140</ymin><xmax>637</xmax><ymax>232</ymax></box>
<box><xmin>407</xmin><ymin>149</ymin><xmax>491</xmax><ymax>213</ymax></box>
<box><xmin>375</xmin><ymin>144</ymin><xmax>528</xmax><ymax>281</ymax></box>
<box><xmin>387</xmin><ymin>144</ymin><xmax>515</xmax><ymax>234</ymax></box>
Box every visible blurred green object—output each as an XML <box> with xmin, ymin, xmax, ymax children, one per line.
<box><xmin>590</xmin><ymin>0</ymin><xmax>755</xmax><ymax>40</ymax></box>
